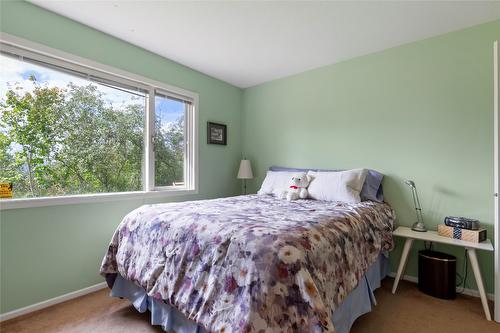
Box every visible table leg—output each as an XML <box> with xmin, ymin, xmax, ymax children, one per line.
<box><xmin>467</xmin><ymin>248</ymin><xmax>492</xmax><ymax>321</ymax></box>
<box><xmin>392</xmin><ymin>238</ymin><xmax>414</xmax><ymax>294</ymax></box>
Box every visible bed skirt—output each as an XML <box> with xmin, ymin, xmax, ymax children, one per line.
<box><xmin>109</xmin><ymin>254</ymin><xmax>388</xmax><ymax>333</ymax></box>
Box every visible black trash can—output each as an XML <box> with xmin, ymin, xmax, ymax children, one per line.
<box><xmin>418</xmin><ymin>250</ymin><xmax>456</xmax><ymax>299</ymax></box>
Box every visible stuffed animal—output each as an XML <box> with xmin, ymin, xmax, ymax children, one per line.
<box><xmin>278</xmin><ymin>173</ymin><xmax>312</xmax><ymax>201</ymax></box>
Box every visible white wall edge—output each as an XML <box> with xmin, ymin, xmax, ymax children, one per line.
<box><xmin>388</xmin><ymin>272</ymin><xmax>494</xmax><ymax>301</ymax></box>
<box><xmin>493</xmin><ymin>39</ymin><xmax>500</xmax><ymax>323</ymax></box>
<box><xmin>0</xmin><ymin>282</ymin><xmax>107</xmax><ymax>322</ymax></box>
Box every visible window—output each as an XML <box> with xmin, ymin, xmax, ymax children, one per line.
<box><xmin>154</xmin><ymin>93</ymin><xmax>186</xmax><ymax>188</ymax></box>
<box><xmin>0</xmin><ymin>39</ymin><xmax>197</xmax><ymax>207</ymax></box>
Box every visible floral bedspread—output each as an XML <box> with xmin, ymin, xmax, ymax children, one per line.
<box><xmin>100</xmin><ymin>195</ymin><xmax>395</xmax><ymax>333</ymax></box>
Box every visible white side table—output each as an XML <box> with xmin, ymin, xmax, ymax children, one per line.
<box><xmin>392</xmin><ymin>226</ymin><xmax>494</xmax><ymax>320</ymax></box>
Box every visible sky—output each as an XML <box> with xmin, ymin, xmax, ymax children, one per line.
<box><xmin>156</xmin><ymin>96</ymin><xmax>185</xmax><ymax>125</ymax></box>
<box><xmin>0</xmin><ymin>53</ymin><xmax>184</xmax><ymax>127</ymax></box>
<box><xmin>0</xmin><ymin>53</ymin><xmax>142</xmax><ymax>109</ymax></box>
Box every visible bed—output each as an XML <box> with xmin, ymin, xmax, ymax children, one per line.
<box><xmin>100</xmin><ymin>193</ymin><xmax>394</xmax><ymax>333</ymax></box>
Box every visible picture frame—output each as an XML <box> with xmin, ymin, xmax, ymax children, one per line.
<box><xmin>207</xmin><ymin>122</ymin><xmax>227</xmax><ymax>145</ymax></box>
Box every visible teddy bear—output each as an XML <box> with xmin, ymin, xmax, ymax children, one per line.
<box><xmin>278</xmin><ymin>172</ymin><xmax>312</xmax><ymax>201</ymax></box>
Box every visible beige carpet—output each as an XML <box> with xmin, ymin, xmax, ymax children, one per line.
<box><xmin>1</xmin><ymin>278</ymin><xmax>497</xmax><ymax>333</ymax></box>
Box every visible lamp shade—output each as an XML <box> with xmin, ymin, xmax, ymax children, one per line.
<box><xmin>237</xmin><ymin>160</ymin><xmax>253</xmax><ymax>179</ymax></box>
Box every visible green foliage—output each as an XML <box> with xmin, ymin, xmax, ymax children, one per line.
<box><xmin>0</xmin><ymin>80</ymin><xmax>184</xmax><ymax>198</ymax></box>
<box><xmin>155</xmin><ymin>116</ymin><xmax>184</xmax><ymax>186</ymax></box>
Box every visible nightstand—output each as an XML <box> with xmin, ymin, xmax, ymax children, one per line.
<box><xmin>391</xmin><ymin>226</ymin><xmax>494</xmax><ymax>320</ymax></box>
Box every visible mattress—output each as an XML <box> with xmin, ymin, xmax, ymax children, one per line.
<box><xmin>101</xmin><ymin>195</ymin><xmax>395</xmax><ymax>333</ymax></box>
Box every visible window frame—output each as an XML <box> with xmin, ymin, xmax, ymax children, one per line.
<box><xmin>151</xmin><ymin>89</ymin><xmax>193</xmax><ymax>191</ymax></box>
<box><xmin>0</xmin><ymin>33</ymin><xmax>199</xmax><ymax>210</ymax></box>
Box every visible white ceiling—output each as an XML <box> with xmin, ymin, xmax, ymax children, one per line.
<box><xmin>30</xmin><ymin>1</ymin><xmax>500</xmax><ymax>88</ymax></box>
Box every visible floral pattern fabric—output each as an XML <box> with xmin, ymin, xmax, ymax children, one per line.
<box><xmin>100</xmin><ymin>195</ymin><xmax>395</xmax><ymax>333</ymax></box>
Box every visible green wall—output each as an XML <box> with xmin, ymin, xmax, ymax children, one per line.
<box><xmin>0</xmin><ymin>1</ymin><xmax>242</xmax><ymax>314</ymax></box>
<box><xmin>242</xmin><ymin>20</ymin><xmax>500</xmax><ymax>294</ymax></box>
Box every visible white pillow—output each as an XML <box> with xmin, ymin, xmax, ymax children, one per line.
<box><xmin>307</xmin><ymin>169</ymin><xmax>368</xmax><ymax>203</ymax></box>
<box><xmin>257</xmin><ymin>171</ymin><xmax>295</xmax><ymax>196</ymax></box>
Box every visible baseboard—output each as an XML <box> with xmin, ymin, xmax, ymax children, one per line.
<box><xmin>387</xmin><ymin>272</ymin><xmax>494</xmax><ymax>301</ymax></box>
<box><xmin>0</xmin><ymin>282</ymin><xmax>108</xmax><ymax>322</ymax></box>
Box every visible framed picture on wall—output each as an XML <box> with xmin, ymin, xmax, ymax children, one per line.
<box><xmin>207</xmin><ymin>122</ymin><xmax>227</xmax><ymax>145</ymax></box>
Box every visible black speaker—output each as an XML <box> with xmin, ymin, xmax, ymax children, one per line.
<box><xmin>418</xmin><ymin>250</ymin><xmax>456</xmax><ymax>299</ymax></box>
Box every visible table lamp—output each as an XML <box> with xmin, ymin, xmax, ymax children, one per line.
<box><xmin>237</xmin><ymin>159</ymin><xmax>253</xmax><ymax>194</ymax></box>
<box><xmin>404</xmin><ymin>180</ymin><xmax>426</xmax><ymax>232</ymax></box>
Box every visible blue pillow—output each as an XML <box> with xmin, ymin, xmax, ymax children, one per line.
<box><xmin>269</xmin><ymin>166</ymin><xmax>384</xmax><ymax>202</ymax></box>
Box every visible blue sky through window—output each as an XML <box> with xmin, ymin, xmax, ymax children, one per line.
<box><xmin>0</xmin><ymin>54</ymin><xmax>145</xmax><ymax>112</ymax></box>
<box><xmin>1</xmin><ymin>54</ymin><xmax>183</xmax><ymax>129</ymax></box>
<box><xmin>20</xmin><ymin>69</ymin><xmax>47</xmax><ymax>82</ymax></box>
<box><xmin>155</xmin><ymin>96</ymin><xmax>184</xmax><ymax>126</ymax></box>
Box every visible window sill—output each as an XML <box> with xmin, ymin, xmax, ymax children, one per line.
<box><xmin>0</xmin><ymin>188</ymin><xmax>198</xmax><ymax>210</ymax></box>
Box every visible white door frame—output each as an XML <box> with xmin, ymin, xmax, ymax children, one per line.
<box><xmin>494</xmin><ymin>40</ymin><xmax>499</xmax><ymax>323</ymax></box>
